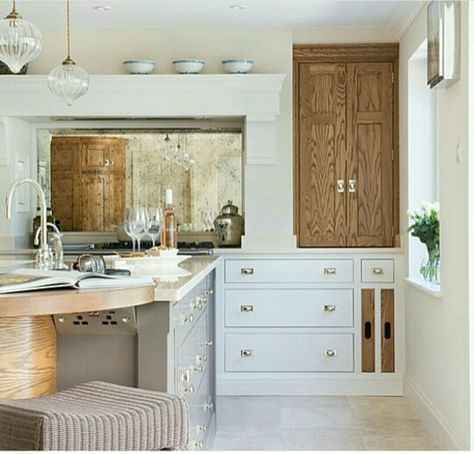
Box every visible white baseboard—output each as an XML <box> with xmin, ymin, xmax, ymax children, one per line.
<box><xmin>218</xmin><ymin>376</ymin><xmax>403</xmax><ymax>396</ymax></box>
<box><xmin>404</xmin><ymin>377</ymin><xmax>466</xmax><ymax>450</ymax></box>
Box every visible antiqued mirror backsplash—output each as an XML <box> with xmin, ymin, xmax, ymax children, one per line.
<box><xmin>37</xmin><ymin>129</ymin><xmax>243</xmax><ymax>233</ymax></box>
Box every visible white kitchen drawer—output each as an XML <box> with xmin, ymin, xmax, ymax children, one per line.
<box><xmin>225</xmin><ymin>259</ymin><xmax>354</xmax><ymax>284</ymax></box>
<box><xmin>361</xmin><ymin>259</ymin><xmax>394</xmax><ymax>283</ymax></box>
<box><xmin>225</xmin><ymin>333</ymin><xmax>354</xmax><ymax>372</ymax></box>
<box><xmin>225</xmin><ymin>289</ymin><xmax>353</xmax><ymax>328</ymax></box>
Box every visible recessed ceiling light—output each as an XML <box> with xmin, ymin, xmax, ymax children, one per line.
<box><xmin>229</xmin><ymin>4</ymin><xmax>247</xmax><ymax>10</ymax></box>
<box><xmin>93</xmin><ymin>5</ymin><xmax>112</xmax><ymax>11</ymax></box>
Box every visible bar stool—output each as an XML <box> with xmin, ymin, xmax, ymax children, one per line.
<box><xmin>0</xmin><ymin>381</ymin><xmax>188</xmax><ymax>451</ymax></box>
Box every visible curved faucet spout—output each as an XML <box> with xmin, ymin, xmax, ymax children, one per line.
<box><xmin>5</xmin><ymin>178</ymin><xmax>49</xmax><ymax>268</ymax></box>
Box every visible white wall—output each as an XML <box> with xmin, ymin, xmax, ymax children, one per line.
<box><xmin>400</xmin><ymin>2</ymin><xmax>471</xmax><ymax>449</ymax></box>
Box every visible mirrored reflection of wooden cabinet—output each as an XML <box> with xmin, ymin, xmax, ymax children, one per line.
<box><xmin>51</xmin><ymin>137</ymin><xmax>125</xmax><ymax>232</ymax></box>
<box><xmin>294</xmin><ymin>44</ymin><xmax>399</xmax><ymax>248</ymax></box>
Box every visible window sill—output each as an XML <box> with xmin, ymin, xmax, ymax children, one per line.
<box><xmin>405</xmin><ymin>277</ymin><xmax>442</xmax><ymax>298</ymax></box>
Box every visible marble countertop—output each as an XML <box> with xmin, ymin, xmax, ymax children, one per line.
<box><xmin>146</xmin><ymin>255</ymin><xmax>221</xmax><ymax>301</ymax></box>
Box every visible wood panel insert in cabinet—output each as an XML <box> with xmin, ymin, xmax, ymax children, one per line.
<box><xmin>0</xmin><ymin>316</ymin><xmax>56</xmax><ymax>399</ymax></box>
<box><xmin>361</xmin><ymin>289</ymin><xmax>375</xmax><ymax>373</ymax></box>
<box><xmin>293</xmin><ymin>44</ymin><xmax>399</xmax><ymax>248</ymax></box>
<box><xmin>381</xmin><ymin>289</ymin><xmax>395</xmax><ymax>372</ymax></box>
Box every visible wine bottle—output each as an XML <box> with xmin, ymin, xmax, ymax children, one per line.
<box><xmin>161</xmin><ymin>189</ymin><xmax>178</xmax><ymax>249</ymax></box>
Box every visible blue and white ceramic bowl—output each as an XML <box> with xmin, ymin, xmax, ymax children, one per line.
<box><xmin>222</xmin><ymin>59</ymin><xmax>254</xmax><ymax>74</ymax></box>
<box><xmin>123</xmin><ymin>60</ymin><xmax>156</xmax><ymax>74</ymax></box>
<box><xmin>172</xmin><ymin>59</ymin><xmax>205</xmax><ymax>74</ymax></box>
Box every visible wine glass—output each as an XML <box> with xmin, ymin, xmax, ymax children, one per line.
<box><xmin>123</xmin><ymin>207</ymin><xmax>136</xmax><ymax>252</ymax></box>
<box><xmin>146</xmin><ymin>207</ymin><xmax>163</xmax><ymax>248</ymax></box>
<box><xmin>129</xmin><ymin>207</ymin><xmax>148</xmax><ymax>253</ymax></box>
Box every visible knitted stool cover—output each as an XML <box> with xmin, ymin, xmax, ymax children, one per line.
<box><xmin>0</xmin><ymin>381</ymin><xmax>189</xmax><ymax>451</ymax></box>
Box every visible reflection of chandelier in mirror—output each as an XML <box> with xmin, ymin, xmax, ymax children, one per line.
<box><xmin>0</xmin><ymin>0</ymin><xmax>43</xmax><ymax>73</ymax></box>
<box><xmin>160</xmin><ymin>134</ymin><xmax>195</xmax><ymax>171</ymax></box>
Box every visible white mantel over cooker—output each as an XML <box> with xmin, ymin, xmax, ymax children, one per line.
<box><xmin>0</xmin><ymin>73</ymin><xmax>294</xmax><ymax>249</ymax></box>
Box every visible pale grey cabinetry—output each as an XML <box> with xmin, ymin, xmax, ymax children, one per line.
<box><xmin>137</xmin><ymin>271</ymin><xmax>216</xmax><ymax>450</ymax></box>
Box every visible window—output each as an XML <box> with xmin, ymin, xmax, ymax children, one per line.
<box><xmin>407</xmin><ymin>40</ymin><xmax>439</xmax><ymax>284</ymax></box>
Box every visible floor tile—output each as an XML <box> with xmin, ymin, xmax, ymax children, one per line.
<box><xmin>281</xmin><ymin>396</ymin><xmax>357</xmax><ymax>429</ymax></box>
<box><xmin>212</xmin><ymin>434</ymin><xmax>282</xmax><ymax>451</ymax></box>
<box><xmin>362</xmin><ymin>435</ymin><xmax>440</xmax><ymax>451</ymax></box>
<box><xmin>281</xmin><ymin>428</ymin><xmax>366</xmax><ymax>451</ymax></box>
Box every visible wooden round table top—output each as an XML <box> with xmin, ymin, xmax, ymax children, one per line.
<box><xmin>0</xmin><ymin>284</ymin><xmax>156</xmax><ymax>317</ymax></box>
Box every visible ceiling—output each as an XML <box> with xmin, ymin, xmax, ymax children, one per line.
<box><xmin>1</xmin><ymin>0</ymin><xmax>423</xmax><ymax>36</ymax></box>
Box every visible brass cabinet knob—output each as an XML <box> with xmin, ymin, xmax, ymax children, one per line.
<box><xmin>197</xmin><ymin>425</ymin><xmax>207</xmax><ymax>433</ymax></box>
<box><xmin>324</xmin><ymin>305</ymin><xmax>336</xmax><ymax>312</ymax></box>
<box><xmin>241</xmin><ymin>305</ymin><xmax>254</xmax><ymax>312</ymax></box>
<box><xmin>205</xmin><ymin>340</ymin><xmax>214</xmax><ymax>348</ymax></box>
<box><xmin>193</xmin><ymin>365</ymin><xmax>203</xmax><ymax>373</ymax></box>
<box><xmin>204</xmin><ymin>403</ymin><xmax>214</xmax><ymax>412</ymax></box>
<box><xmin>324</xmin><ymin>349</ymin><xmax>337</xmax><ymax>357</ymax></box>
<box><xmin>241</xmin><ymin>349</ymin><xmax>253</xmax><ymax>357</ymax></box>
<box><xmin>241</xmin><ymin>267</ymin><xmax>254</xmax><ymax>275</ymax></box>
<box><xmin>193</xmin><ymin>441</ymin><xmax>203</xmax><ymax>449</ymax></box>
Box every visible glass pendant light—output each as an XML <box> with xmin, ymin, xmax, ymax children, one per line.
<box><xmin>0</xmin><ymin>0</ymin><xmax>42</xmax><ymax>73</ymax></box>
<box><xmin>48</xmin><ymin>0</ymin><xmax>88</xmax><ymax>106</ymax></box>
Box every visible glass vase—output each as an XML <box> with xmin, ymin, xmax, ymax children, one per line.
<box><xmin>420</xmin><ymin>245</ymin><xmax>440</xmax><ymax>284</ymax></box>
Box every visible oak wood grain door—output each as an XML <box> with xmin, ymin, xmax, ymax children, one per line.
<box><xmin>298</xmin><ymin>63</ymin><xmax>347</xmax><ymax>247</ymax></box>
<box><xmin>346</xmin><ymin>63</ymin><xmax>394</xmax><ymax>247</ymax></box>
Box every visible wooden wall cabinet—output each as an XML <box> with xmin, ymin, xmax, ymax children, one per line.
<box><xmin>294</xmin><ymin>44</ymin><xmax>399</xmax><ymax>248</ymax></box>
<box><xmin>51</xmin><ymin>137</ymin><xmax>125</xmax><ymax>232</ymax></box>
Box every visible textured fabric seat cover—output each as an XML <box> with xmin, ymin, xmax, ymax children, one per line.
<box><xmin>0</xmin><ymin>381</ymin><xmax>189</xmax><ymax>451</ymax></box>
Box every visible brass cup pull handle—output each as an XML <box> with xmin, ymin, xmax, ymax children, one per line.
<box><xmin>348</xmin><ymin>179</ymin><xmax>356</xmax><ymax>193</ymax></box>
<box><xmin>241</xmin><ymin>349</ymin><xmax>253</xmax><ymax>357</ymax></box>
<box><xmin>372</xmin><ymin>267</ymin><xmax>384</xmax><ymax>275</ymax></box>
<box><xmin>324</xmin><ymin>349</ymin><xmax>337</xmax><ymax>357</ymax></box>
<box><xmin>241</xmin><ymin>305</ymin><xmax>254</xmax><ymax>312</ymax></box>
<box><xmin>324</xmin><ymin>305</ymin><xmax>336</xmax><ymax>312</ymax></box>
<box><xmin>241</xmin><ymin>267</ymin><xmax>254</xmax><ymax>275</ymax></box>
<box><xmin>324</xmin><ymin>267</ymin><xmax>337</xmax><ymax>275</ymax></box>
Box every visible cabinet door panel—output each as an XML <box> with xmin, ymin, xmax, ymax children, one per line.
<box><xmin>298</xmin><ymin>63</ymin><xmax>347</xmax><ymax>247</ymax></box>
<box><xmin>347</xmin><ymin>63</ymin><xmax>393</xmax><ymax>247</ymax></box>
<box><xmin>51</xmin><ymin>172</ymin><xmax>76</xmax><ymax>231</ymax></box>
<box><xmin>81</xmin><ymin>174</ymin><xmax>106</xmax><ymax>231</ymax></box>
<box><xmin>104</xmin><ymin>173</ymin><xmax>125</xmax><ymax>231</ymax></box>
<box><xmin>51</xmin><ymin>138</ymin><xmax>81</xmax><ymax>172</ymax></box>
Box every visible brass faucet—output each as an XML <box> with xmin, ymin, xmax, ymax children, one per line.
<box><xmin>5</xmin><ymin>178</ymin><xmax>52</xmax><ymax>270</ymax></box>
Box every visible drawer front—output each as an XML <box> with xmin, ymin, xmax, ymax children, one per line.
<box><xmin>178</xmin><ymin>312</ymin><xmax>209</xmax><ymax>397</ymax></box>
<box><xmin>188</xmin><ymin>368</ymin><xmax>212</xmax><ymax>450</ymax></box>
<box><xmin>225</xmin><ymin>333</ymin><xmax>354</xmax><ymax>372</ymax></box>
<box><xmin>178</xmin><ymin>291</ymin><xmax>208</xmax><ymax>346</ymax></box>
<box><xmin>361</xmin><ymin>259</ymin><xmax>394</xmax><ymax>283</ymax></box>
<box><xmin>225</xmin><ymin>259</ymin><xmax>354</xmax><ymax>284</ymax></box>
<box><xmin>225</xmin><ymin>289</ymin><xmax>353</xmax><ymax>328</ymax></box>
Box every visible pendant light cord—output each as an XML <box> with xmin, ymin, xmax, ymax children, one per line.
<box><xmin>12</xmin><ymin>0</ymin><xmax>16</xmax><ymax>13</ymax></box>
<box><xmin>66</xmin><ymin>0</ymin><xmax>71</xmax><ymax>59</ymax></box>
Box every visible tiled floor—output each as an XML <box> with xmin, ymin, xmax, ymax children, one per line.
<box><xmin>211</xmin><ymin>396</ymin><xmax>439</xmax><ymax>451</ymax></box>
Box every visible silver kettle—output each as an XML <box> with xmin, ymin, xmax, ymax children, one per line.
<box><xmin>214</xmin><ymin>200</ymin><xmax>244</xmax><ymax>248</ymax></box>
